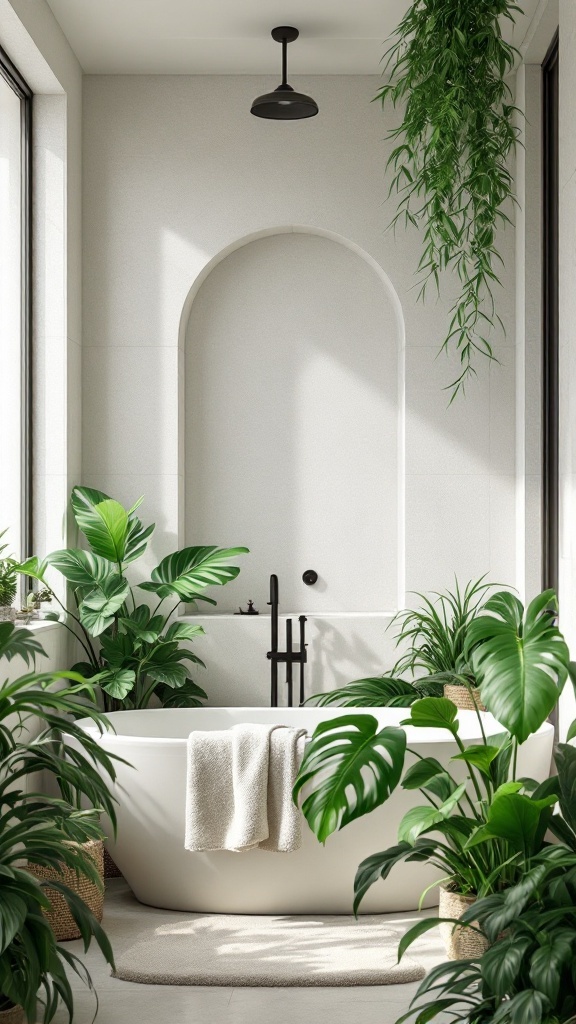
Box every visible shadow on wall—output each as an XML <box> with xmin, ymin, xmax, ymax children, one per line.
<box><xmin>183</xmin><ymin>229</ymin><xmax>404</xmax><ymax>616</ymax></box>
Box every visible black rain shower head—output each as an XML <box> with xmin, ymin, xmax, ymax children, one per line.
<box><xmin>250</xmin><ymin>27</ymin><xmax>319</xmax><ymax>120</ymax></box>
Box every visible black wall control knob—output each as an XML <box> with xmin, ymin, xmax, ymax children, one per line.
<box><xmin>302</xmin><ymin>569</ymin><xmax>318</xmax><ymax>586</ymax></box>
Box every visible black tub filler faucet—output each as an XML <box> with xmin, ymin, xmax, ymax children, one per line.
<box><xmin>266</xmin><ymin>574</ymin><xmax>307</xmax><ymax>707</ymax></box>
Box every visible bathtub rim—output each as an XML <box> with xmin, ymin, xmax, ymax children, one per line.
<box><xmin>75</xmin><ymin>706</ymin><xmax>555</xmax><ymax>749</ymax></box>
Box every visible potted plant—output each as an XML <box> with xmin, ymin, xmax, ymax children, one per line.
<box><xmin>18</xmin><ymin>486</ymin><xmax>248</xmax><ymax>712</ymax></box>
<box><xmin>307</xmin><ymin>578</ymin><xmax>493</xmax><ymax>711</ymax></box>
<box><xmin>396</xmin><ymin>759</ymin><xmax>576</xmax><ymax>1024</ymax></box>
<box><xmin>0</xmin><ymin>622</ymin><xmax>119</xmax><ymax>1022</ymax></box>
<box><xmin>294</xmin><ymin>590</ymin><xmax>570</xmax><ymax>958</ymax></box>
<box><xmin>0</xmin><ymin>531</ymin><xmax>18</xmax><ymax>622</ymax></box>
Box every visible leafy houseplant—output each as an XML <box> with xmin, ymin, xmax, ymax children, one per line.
<box><xmin>0</xmin><ymin>531</ymin><xmax>18</xmax><ymax>620</ymax></box>
<box><xmin>377</xmin><ymin>0</ymin><xmax>521</xmax><ymax>397</ymax></box>
<box><xmin>18</xmin><ymin>486</ymin><xmax>248</xmax><ymax>711</ymax></box>
<box><xmin>396</xmin><ymin>772</ymin><xmax>576</xmax><ymax>1024</ymax></box>
<box><xmin>294</xmin><ymin>590</ymin><xmax>570</xmax><ymax>924</ymax></box>
<box><xmin>307</xmin><ymin>577</ymin><xmax>493</xmax><ymax>710</ymax></box>
<box><xmin>0</xmin><ymin>622</ymin><xmax>118</xmax><ymax>1022</ymax></box>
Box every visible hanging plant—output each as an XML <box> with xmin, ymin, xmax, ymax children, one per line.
<box><xmin>376</xmin><ymin>1</ymin><xmax>521</xmax><ymax>398</ymax></box>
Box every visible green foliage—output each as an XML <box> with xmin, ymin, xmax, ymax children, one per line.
<box><xmin>305</xmin><ymin>675</ymin><xmax>442</xmax><ymax>708</ymax></box>
<box><xmin>18</xmin><ymin>486</ymin><xmax>248</xmax><ymax>711</ymax></box>
<box><xmin>293</xmin><ymin>715</ymin><xmax>406</xmax><ymax>844</ymax></box>
<box><xmin>393</xmin><ymin>577</ymin><xmax>494</xmax><ymax>684</ymax></box>
<box><xmin>0</xmin><ymin>623</ymin><xmax>117</xmax><ymax>1021</ymax></box>
<box><xmin>375</xmin><ymin>1</ymin><xmax>522</xmax><ymax>397</ymax></box>
<box><xmin>397</xmin><ymin>844</ymin><xmax>576</xmax><ymax>1024</ymax></box>
<box><xmin>466</xmin><ymin>590</ymin><xmax>569</xmax><ymax>743</ymax></box>
<box><xmin>295</xmin><ymin>591</ymin><xmax>570</xmax><ymax>917</ymax></box>
<box><xmin>306</xmin><ymin>577</ymin><xmax>493</xmax><ymax>709</ymax></box>
<box><xmin>0</xmin><ymin>530</ymin><xmax>18</xmax><ymax>608</ymax></box>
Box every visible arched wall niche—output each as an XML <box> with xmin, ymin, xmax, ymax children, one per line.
<box><xmin>180</xmin><ymin>226</ymin><xmax>405</xmax><ymax>615</ymax></box>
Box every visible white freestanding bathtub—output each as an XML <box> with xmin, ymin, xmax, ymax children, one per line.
<box><xmin>78</xmin><ymin>707</ymin><xmax>554</xmax><ymax>915</ymax></box>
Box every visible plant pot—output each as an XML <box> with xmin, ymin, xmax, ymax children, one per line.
<box><xmin>439</xmin><ymin>887</ymin><xmax>490</xmax><ymax>960</ymax></box>
<box><xmin>28</xmin><ymin>839</ymin><xmax>104</xmax><ymax>941</ymax></box>
<box><xmin>443</xmin><ymin>683</ymin><xmax>486</xmax><ymax>712</ymax></box>
<box><xmin>0</xmin><ymin>1004</ymin><xmax>25</xmax><ymax>1024</ymax></box>
<box><xmin>103</xmin><ymin>846</ymin><xmax>122</xmax><ymax>879</ymax></box>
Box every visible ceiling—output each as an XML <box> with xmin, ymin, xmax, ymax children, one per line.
<box><xmin>46</xmin><ymin>0</ymin><xmax>542</xmax><ymax>75</ymax></box>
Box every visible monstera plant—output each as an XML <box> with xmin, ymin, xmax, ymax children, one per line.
<box><xmin>18</xmin><ymin>487</ymin><xmax>248</xmax><ymax>711</ymax></box>
<box><xmin>294</xmin><ymin>590</ymin><xmax>571</xmax><ymax>912</ymax></box>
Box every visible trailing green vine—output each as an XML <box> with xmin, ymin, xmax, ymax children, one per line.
<box><xmin>376</xmin><ymin>0</ymin><xmax>522</xmax><ymax>398</ymax></box>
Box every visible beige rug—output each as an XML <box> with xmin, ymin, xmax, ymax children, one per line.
<box><xmin>112</xmin><ymin>911</ymin><xmax>425</xmax><ymax>987</ymax></box>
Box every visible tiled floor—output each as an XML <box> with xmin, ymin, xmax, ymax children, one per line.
<box><xmin>54</xmin><ymin>880</ymin><xmax>445</xmax><ymax>1024</ymax></box>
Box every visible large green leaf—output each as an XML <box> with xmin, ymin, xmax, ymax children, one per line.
<box><xmin>0</xmin><ymin>623</ymin><xmax>46</xmax><ymax>665</ymax></box>
<box><xmin>79</xmin><ymin>575</ymin><xmax>130</xmax><ymax>636</ymax></box>
<box><xmin>95</xmin><ymin>667</ymin><xmax>135</xmax><ymax>699</ymax></box>
<box><xmin>353</xmin><ymin>839</ymin><xmax>439</xmax><ymax>914</ymax></box>
<box><xmin>164</xmin><ymin>621</ymin><xmax>205</xmax><ymax>642</ymax></box>
<box><xmin>554</xmin><ymin>743</ymin><xmax>576</xmax><ymax>837</ymax></box>
<box><xmin>45</xmin><ymin>549</ymin><xmax>113</xmax><ymax>589</ymax></box>
<box><xmin>293</xmin><ymin>715</ymin><xmax>406</xmax><ymax>843</ymax></box>
<box><xmin>139</xmin><ymin>545</ymin><xmax>249</xmax><ymax>601</ymax></box>
<box><xmin>466</xmin><ymin>590</ymin><xmax>569</xmax><ymax>743</ymax></box>
<box><xmin>397</xmin><ymin>784</ymin><xmax>466</xmax><ymax>844</ymax></box>
<box><xmin>0</xmin><ymin>888</ymin><xmax>27</xmax><ymax>953</ymax></box>
<box><xmin>71</xmin><ymin>486</ymin><xmax>129</xmax><ymax>563</ymax></box>
<box><xmin>401</xmin><ymin>756</ymin><xmax>457</xmax><ymax>801</ymax></box>
<box><xmin>481</xmin><ymin>934</ymin><xmax>531</xmax><ymax>999</ymax></box>
<box><xmin>451</xmin><ymin>744</ymin><xmax>501</xmax><ymax>777</ymax></box>
<box><xmin>401</xmin><ymin>696</ymin><xmax>460</xmax><ymax>734</ymax></box>
<box><xmin>466</xmin><ymin>792</ymin><xmax>556</xmax><ymax>855</ymax></box>
<box><xmin>155</xmin><ymin>679</ymin><xmax>207</xmax><ymax>709</ymax></box>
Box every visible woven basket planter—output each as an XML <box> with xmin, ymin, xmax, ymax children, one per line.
<box><xmin>28</xmin><ymin>839</ymin><xmax>104</xmax><ymax>941</ymax></box>
<box><xmin>439</xmin><ymin>887</ymin><xmax>490</xmax><ymax>960</ymax></box>
<box><xmin>103</xmin><ymin>846</ymin><xmax>122</xmax><ymax>879</ymax></box>
<box><xmin>443</xmin><ymin>684</ymin><xmax>486</xmax><ymax>712</ymax></box>
<box><xmin>0</xmin><ymin>1005</ymin><xmax>25</xmax><ymax>1024</ymax></box>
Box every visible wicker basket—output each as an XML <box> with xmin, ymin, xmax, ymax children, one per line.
<box><xmin>443</xmin><ymin>683</ymin><xmax>486</xmax><ymax>712</ymax></box>
<box><xmin>28</xmin><ymin>839</ymin><xmax>104</xmax><ymax>941</ymax></box>
<box><xmin>439</xmin><ymin>887</ymin><xmax>490</xmax><ymax>960</ymax></box>
<box><xmin>103</xmin><ymin>846</ymin><xmax>122</xmax><ymax>879</ymax></box>
<box><xmin>0</xmin><ymin>1005</ymin><xmax>25</xmax><ymax>1024</ymax></box>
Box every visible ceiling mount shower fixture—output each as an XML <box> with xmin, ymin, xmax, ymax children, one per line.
<box><xmin>250</xmin><ymin>27</ymin><xmax>319</xmax><ymax>120</ymax></box>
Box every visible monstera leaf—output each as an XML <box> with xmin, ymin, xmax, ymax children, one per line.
<box><xmin>139</xmin><ymin>545</ymin><xmax>249</xmax><ymax>601</ymax></box>
<box><xmin>71</xmin><ymin>486</ymin><xmax>154</xmax><ymax>566</ymax></box>
<box><xmin>293</xmin><ymin>714</ymin><xmax>406</xmax><ymax>843</ymax></box>
<box><xmin>466</xmin><ymin>590</ymin><xmax>569</xmax><ymax>743</ymax></box>
<box><xmin>155</xmin><ymin>679</ymin><xmax>207</xmax><ymax>708</ymax></box>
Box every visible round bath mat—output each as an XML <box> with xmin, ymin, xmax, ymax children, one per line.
<box><xmin>112</xmin><ymin>911</ymin><xmax>425</xmax><ymax>987</ymax></box>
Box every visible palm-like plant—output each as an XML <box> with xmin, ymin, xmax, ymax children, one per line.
<box><xmin>294</xmin><ymin>590</ymin><xmax>569</xmax><ymax>911</ymax></box>
<box><xmin>18</xmin><ymin>486</ymin><xmax>248</xmax><ymax>711</ymax></box>
<box><xmin>0</xmin><ymin>530</ymin><xmax>18</xmax><ymax>610</ymax></box>
<box><xmin>305</xmin><ymin>578</ymin><xmax>493</xmax><ymax>710</ymax></box>
<box><xmin>0</xmin><ymin>623</ymin><xmax>118</xmax><ymax>1021</ymax></box>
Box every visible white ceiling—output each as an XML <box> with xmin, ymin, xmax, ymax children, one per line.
<box><xmin>46</xmin><ymin>0</ymin><xmax>542</xmax><ymax>75</ymax></box>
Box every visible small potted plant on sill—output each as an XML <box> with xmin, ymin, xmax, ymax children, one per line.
<box><xmin>0</xmin><ymin>621</ymin><xmax>119</xmax><ymax>1022</ymax></box>
<box><xmin>294</xmin><ymin>589</ymin><xmax>571</xmax><ymax>960</ymax></box>
<box><xmin>0</xmin><ymin>531</ymin><xmax>18</xmax><ymax>623</ymax></box>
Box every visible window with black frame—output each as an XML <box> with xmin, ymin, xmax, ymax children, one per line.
<box><xmin>0</xmin><ymin>45</ymin><xmax>32</xmax><ymax>581</ymax></box>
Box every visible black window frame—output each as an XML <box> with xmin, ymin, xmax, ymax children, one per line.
<box><xmin>542</xmin><ymin>31</ymin><xmax>559</xmax><ymax>596</ymax></box>
<box><xmin>0</xmin><ymin>44</ymin><xmax>33</xmax><ymax>569</ymax></box>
